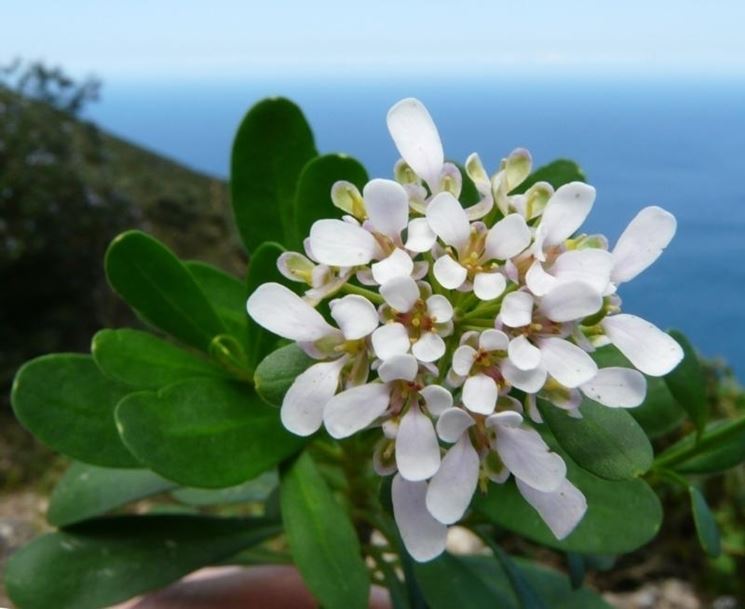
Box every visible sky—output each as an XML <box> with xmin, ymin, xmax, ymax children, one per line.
<box><xmin>3</xmin><ymin>0</ymin><xmax>745</xmax><ymax>80</ymax></box>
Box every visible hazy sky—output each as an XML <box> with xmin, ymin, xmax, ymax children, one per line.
<box><xmin>4</xmin><ymin>1</ymin><xmax>745</xmax><ymax>79</ymax></box>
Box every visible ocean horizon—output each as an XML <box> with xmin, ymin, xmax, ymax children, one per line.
<box><xmin>85</xmin><ymin>75</ymin><xmax>745</xmax><ymax>377</ymax></box>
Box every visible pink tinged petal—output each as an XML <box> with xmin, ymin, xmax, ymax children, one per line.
<box><xmin>436</xmin><ymin>407</ymin><xmax>475</xmax><ymax>442</ymax></box>
<box><xmin>309</xmin><ymin>219</ymin><xmax>380</xmax><ymax>266</ymax></box>
<box><xmin>538</xmin><ymin>337</ymin><xmax>598</xmax><ymax>388</ymax></box>
<box><xmin>405</xmin><ymin>217</ymin><xmax>437</xmax><ymax>253</ymax></box>
<box><xmin>452</xmin><ymin>345</ymin><xmax>477</xmax><ymax>376</ymax></box>
<box><xmin>552</xmin><ymin>248</ymin><xmax>614</xmax><ymax>294</ymax></box>
<box><xmin>580</xmin><ymin>367</ymin><xmax>647</xmax><ymax>408</ymax></box>
<box><xmin>396</xmin><ymin>405</ymin><xmax>441</xmax><ymax>481</ymax></box>
<box><xmin>516</xmin><ymin>478</ymin><xmax>587</xmax><ymax>540</ymax></box>
<box><xmin>508</xmin><ymin>336</ymin><xmax>542</xmax><ymax>371</ymax></box>
<box><xmin>486</xmin><ymin>410</ymin><xmax>524</xmax><ymax>429</ymax></box>
<box><xmin>433</xmin><ymin>255</ymin><xmax>468</xmax><ymax>289</ymax></box>
<box><xmin>363</xmin><ymin>178</ymin><xmax>410</xmax><ymax>239</ymax></box>
<box><xmin>495</xmin><ymin>425</ymin><xmax>566</xmax><ymax>492</ymax></box>
<box><xmin>380</xmin><ymin>275</ymin><xmax>420</xmax><ymax>312</ymax></box>
<box><xmin>329</xmin><ymin>294</ymin><xmax>379</xmax><ymax>340</ymax></box>
<box><xmin>387</xmin><ymin>98</ymin><xmax>444</xmax><ymax>189</ymax></box>
<box><xmin>323</xmin><ymin>382</ymin><xmax>391</xmax><ymax>439</ymax></box>
<box><xmin>426</xmin><ymin>435</ymin><xmax>480</xmax><ymax>524</ymax></box>
<box><xmin>372</xmin><ymin>323</ymin><xmax>411</xmax><ymax>360</ymax></box>
<box><xmin>484</xmin><ymin>214</ymin><xmax>532</xmax><ymax>260</ymax></box>
<box><xmin>425</xmin><ymin>192</ymin><xmax>470</xmax><ymax>251</ymax></box>
<box><xmin>525</xmin><ymin>260</ymin><xmax>557</xmax><ymax>297</ymax></box>
<box><xmin>281</xmin><ymin>358</ymin><xmax>346</xmax><ymax>436</ymax></box>
<box><xmin>502</xmin><ymin>359</ymin><xmax>548</xmax><ymax>394</ymax></box>
<box><xmin>601</xmin><ymin>314</ymin><xmax>684</xmax><ymax>377</ymax></box>
<box><xmin>426</xmin><ymin>295</ymin><xmax>454</xmax><ymax>323</ymax></box>
<box><xmin>473</xmin><ymin>272</ymin><xmax>506</xmax><ymax>301</ymax></box>
<box><xmin>500</xmin><ymin>291</ymin><xmax>534</xmax><ymax>328</ymax></box>
<box><xmin>421</xmin><ymin>385</ymin><xmax>453</xmax><ymax>416</ymax></box>
<box><xmin>538</xmin><ymin>281</ymin><xmax>602</xmax><ymax>323</ymax></box>
<box><xmin>392</xmin><ymin>474</ymin><xmax>447</xmax><ymax>562</ymax></box>
<box><xmin>379</xmin><ymin>354</ymin><xmax>419</xmax><ymax>382</ymax></box>
<box><xmin>371</xmin><ymin>248</ymin><xmax>415</xmax><ymax>285</ymax></box>
<box><xmin>612</xmin><ymin>206</ymin><xmax>677</xmax><ymax>284</ymax></box>
<box><xmin>412</xmin><ymin>332</ymin><xmax>446</xmax><ymax>363</ymax></box>
<box><xmin>539</xmin><ymin>182</ymin><xmax>596</xmax><ymax>247</ymax></box>
<box><xmin>462</xmin><ymin>373</ymin><xmax>498</xmax><ymax>415</ymax></box>
<box><xmin>479</xmin><ymin>329</ymin><xmax>509</xmax><ymax>352</ymax></box>
<box><xmin>247</xmin><ymin>282</ymin><xmax>335</xmax><ymax>341</ymax></box>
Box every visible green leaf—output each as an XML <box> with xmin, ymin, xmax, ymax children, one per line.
<box><xmin>5</xmin><ymin>515</ymin><xmax>278</xmax><ymax>609</ymax></box>
<box><xmin>664</xmin><ymin>330</ymin><xmax>708</xmax><ymax>434</ymax></box>
<box><xmin>538</xmin><ymin>398</ymin><xmax>653</xmax><ymax>480</ymax></box>
<box><xmin>245</xmin><ymin>241</ymin><xmax>289</xmax><ymax>370</ymax></box>
<box><xmin>231</xmin><ymin>97</ymin><xmax>317</xmax><ymax>252</ymax></box>
<box><xmin>105</xmin><ymin>231</ymin><xmax>226</xmax><ymax>350</ymax></box>
<box><xmin>292</xmin><ymin>153</ymin><xmax>368</xmax><ymax>250</ymax></box>
<box><xmin>186</xmin><ymin>260</ymin><xmax>249</xmax><ymax>345</ymax></box>
<box><xmin>172</xmin><ymin>470</ymin><xmax>278</xmax><ymax>506</ymax></box>
<box><xmin>115</xmin><ymin>378</ymin><xmax>305</xmax><ymax>488</ymax></box>
<box><xmin>48</xmin><ymin>462</ymin><xmax>175</xmax><ymax>527</ymax></box>
<box><xmin>656</xmin><ymin>417</ymin><xmax>745</xmax><ymax>474</ymax></box>
<box><xmin>513</xmin><ymin>159</ymin><xmax>586</xmax><ymax>194</ymax></box>
<box><xmin>689</xmin><ymin>486</ymin><xmax>721</xmax><ymax>557</ymax></box>
<box><xmin>11</xmin><ymin>354</ymin><xmax>138</xmax><ymax>468</ymax></box>
<box><xmin>488</xmin><ymin>542</ymin><xmax>548</xmax><ymax>609</ymax></box>
<box><xmin>254</xmin><ymin>343</ymin><xmax>314</xmax><ymax>406</ymax></box>
<box><xmin>92</xmin><ymin>329</ymin><xmax>227</xmax><ymax>389</ymax></box>
<box><xmin>475</xmin><ymin>440</ymin><xmax>662</xmax><ymax>554</ymax></box>
<box><xmin>592</xmin><ymin>345</ymin><xmax>684</xmax><ymax>438</ymax></box>
<box><xmin>280</xmin><ymin>452</ymin><xmax>370</xmax><ymax>609</ymax></box>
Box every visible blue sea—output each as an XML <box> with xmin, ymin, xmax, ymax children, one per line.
<box><xmin>86</xmin><ymin>76</ymin><xmax>745</xmax><ymax>377</ymax></box>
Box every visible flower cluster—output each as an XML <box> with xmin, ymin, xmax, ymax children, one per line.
<box><xmin>247</xmin><ymin>98</ymin><xmax>683</xmax><ymax>561</ymax></box>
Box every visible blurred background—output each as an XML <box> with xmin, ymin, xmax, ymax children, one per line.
<box><xmin>2</xmin><ymin>1</ymin><xmax>744</xmax><ymax>606</ymax></box>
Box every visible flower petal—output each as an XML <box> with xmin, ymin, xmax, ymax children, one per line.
<box><xmin>580</xmin><ymin>367</ymin><xmax>647</xmax><ymax>408</ymax></box>
<box><xmin>379</xmin><ymin>354</ymin><xmax>419</xmax><ymax>382</ymax></box>
<box><xmin>324</xmin><ymin>382</ymin><xmax>391</xmax><ymax>438</ymax></box>
<box><xmin>363</xmin><ymin>178</ymin><xmax>410</xmax><ymax>239</ymax></box>
<box><xmin>405</xmin><ymin>217</ymin><xmax>437</xmax><ymax>253</ymax></box>
<box><xmin>309</xmin><ymin>219</ymin><xmax>380</xmax><ymax>266</ymax></box>
<box><xmin>500</xmin><ymin>291</ymin><xmax>534</xmax><ymax>328</ymax></box>
<box><xmin>538</xmin><ymin>182</ymin><xmax>596</xmax><ymax>247</ymax></box>
<box><xmin>495</xmin><ymin>425</ymin><xmax>566</xmax><ymax>492</ymax></box>
<box><xmin>462</xmin><ymin>373</ymin><xmax>498</xmax><ymax>415</ymax></box>
<box><xmin>426</xmin><ymin>435</ymin><xmax>480</xmax><ymax>524</ymax></box>
<box><xmin>247</xmin><ymin>282</ymin><xmax>335</xmax><ymax>341</ymax></box>
<box><xmin>538</xmin><ymin>281</ymin><xmax>602</xmax><ymax>323</ymax></box>
<box><xmin>538</xmin><ymin>337</ymin><xmax>598</xmax><ymax>388</ymax></box>
<box><xmin>452</xmin><ymin>345</ymin><xmax>477</xmax><ymax>376</ymax></box>
<box><xmin>329</xmin><ymin>294</ymin><xmax>379</xmax><ymax>340</ymax></box>
<box><xmin>281</xmin><ymin>358</ymin><xmax>346</xmax><ymax>436</ymax></box>
<box><xmin>552</xmin><ymin>248</ymin><xmax>614</xmax><ymax>294</ymax></box>
<box><xmin>502</xmin><ymin>359</ymin><xmax>548</xmax><ymax>393</ymax></box>
<box><xmin>433</xmin><ymin>255</ymin><xmax>468</xmax><ymax>289</ymax></box>
<box><xmin>484</xmin><ymin>214</ymin><xmax>532</xmax><ymax>260</ymax></box>
<box><xmin>516</xmin><ymin>478</ymin><xmax>587</xmax><ymax>539</ymax></box>
<box><xmin>612</xmin><ymin>206</ymin><xmax>677</xmax><ymax>284</ymax></box>
<box><xmin>372</xmin><ymin>323</ymin><xmax>411</xmax><ymax>360</ymax></box>
<box><xmin>426</xmin><ymin>294</ymin><xmax>454</xmax><ymax>323</ymax></box>
<box><xmin>601</xmin><ymin>314</ymin><xmax>684</xmax><ymax>376</ymax></box>
<box><xmin>421</xmin><ymin>385</ymin><xmax>453</xmax><ymax>416</ymax></box>
<box><xmin>371</xmin><ymin>248</ymin><xmax>415</xmax><ymax>285</ymax></box>
<box><xmin>473</xmin><ymin>272</ymin><xmax>507</xmax><ymax>301</ymax></box>
<box><xmin>412</xmin><ymin>332</ymin><xmax>446</xmax><ymax>363</ymax></box>
<box><xmin>380</xmin><ymin>275</ymin><xmax>420</xmax><ymax>312</ymax></box>
<box><xmin>426</xmin><ymin>192</ymin><xmax>470</xmax><ymax>251</ymax></box>
<box><xmin>387</xmin><ymin>98</ymin><xmax>444</xmax><ymax>189</ymax></box>
<box><xmin>508</xmin><ymin>336</ymin><xmax>542</xmax><ymax>371</ymax></box>
<box><xmin>277</xmin><ymin>252</ymin><xmax>315</xmax><ymax>284</ymax></box>
<box><xmin>479</xmin><ymin>329</ymin><xmax>509</xmax><ymax>352</ymax></box>
<box><xmin>525</xmin><ymin>260</ymin><xmax>557</xmax><ymax>297</ymax></box>
<box><xmin>486</xmin><ymin>410</ymin><xmax>524</xmax><ymax>429</ymax></box>
<box><xmin>396</xmin><ymin>405</ymin><xmax>441</xmax><ymax>481</ymax></box>
<box><xmin>436</xmin><ymin>407</ymin><xmax>475</xmax><ymax>442</ymax></box>
<box><xmin>392</xmin><ymin>474</ymin><xmax>447</xmax><ymax>562</ymax></box>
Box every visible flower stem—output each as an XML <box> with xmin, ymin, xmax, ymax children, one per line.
<box><xmin>341</xmin><ymin>282</ymin><xmax>385</xmax><ymax>304</ymax></box>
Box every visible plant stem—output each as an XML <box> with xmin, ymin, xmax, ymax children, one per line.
<box><xmin>341</xmin><ymin>282</ymin><xmax>385</xmax><ymax>304</ymax></box>
<box><xmin>653</xmin><ymin>416</ymin><xmax>745</xmax><ymax>469</ymax></box>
